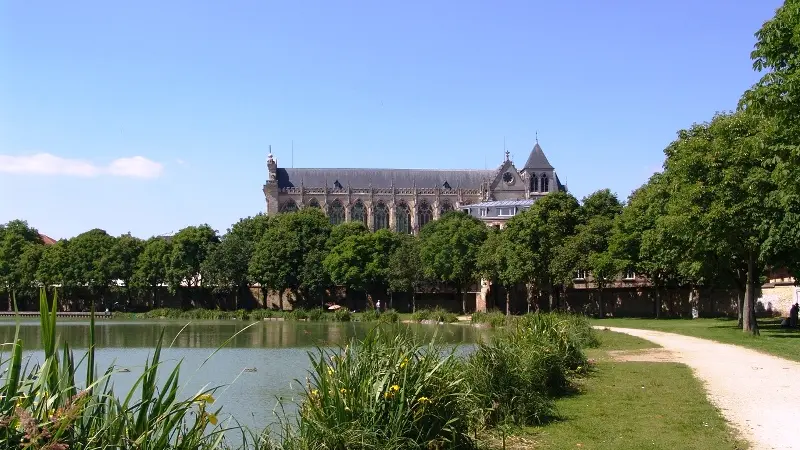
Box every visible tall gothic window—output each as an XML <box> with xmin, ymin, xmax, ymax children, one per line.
<box><xmin>328</xmin><ymin>199</ymin><xmax>345</xmax><ymax>225</ymax></box>
<box><xmin>541</xmin><ymin>173</ymin><xmax>549</xmax><ymax>193</ymax></box>
<box><xmin>281</xmin><ymin>200</ymin><xmax>297</xmax><ymax>213</ymax></box>
<box><xmin>373</xmin><ymin>202</ymin><xmax>389</xmax><ymax>230</ymax></box>
<box><xmin>308</xmin><ymin>198</ymin><xmax>321</xmax><ymax>208</ymax></box>
<box><xmin>396</xmin><ymin>202</ymin><xmax>411</xmax><ymax>234</ymax></box>
<box><xmin>351</xmin><ymin>200</ymin><xmax>366</xmax><ymax>226</ymax></box>
<box><xmin>530</xmin><ymin>174</ymin><xmax>538</xmax><ymax>192</ymax></box>
<box><xmin>417</xmin><ymin>200</ymin><xmax>433</xmax><ymax>230</ymax></box>
<box><xmin>440</xmin><ymin>200</ymin><xmax>453</xmax><ymax>216</ymax></box>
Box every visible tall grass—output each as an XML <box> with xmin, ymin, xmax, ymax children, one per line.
<box><xmin>463</xmin><ymin>312</ymin><xmax>594</xmax><ymax>428</ymax></box>
<box><xmin>411</xmin><ymin>307</ymin><xmax>458</xmax><ymax>324</ymax></box>
<box><xmin>0</xmin><ymin>289</ymin><xmax>247</xmax><ymax>450</ymax></box>
<box><xmin>270</xmin><ymin>327</ymin><xmax>476</xmax><ymax>450</ymax></box>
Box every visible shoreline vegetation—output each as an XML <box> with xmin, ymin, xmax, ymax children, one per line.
<box><xmin>109</xmin><ymin>307</ymin><xmax>462</xmax><ymax>324</ymax></box>
<box><xmin>0</xmin><ymin>289</ymin><xmax>598</xmax><ymax>449</ymax></box>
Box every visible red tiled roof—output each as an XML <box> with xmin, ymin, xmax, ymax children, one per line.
<box><xmin>39</xmin><ymin>234</ymin><xmax>57</xmax><ymax>246</ymax></box>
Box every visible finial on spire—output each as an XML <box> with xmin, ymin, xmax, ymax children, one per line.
<box><xmin>505</xmin><ymin>149</ymin><xmax>510</xmax><ymax>161</ymax></box>
<box><xmin>535</xmin><ymin>131</ymin><xmax>539</xmax><ymax>144</ymax></box>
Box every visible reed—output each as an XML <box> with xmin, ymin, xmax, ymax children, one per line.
<box><xmin>0</xmin><ymin>289</ymin><xmax>245</xmax><ymax>450</ymax></box>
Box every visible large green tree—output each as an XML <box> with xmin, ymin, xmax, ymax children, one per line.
<box><xmin>249</xmin><ymin>209</ymin><xmax>331</xmax><ymax>309</ymax></box>
<box><xmin>503</xmin><ymin>192</ymin><xmax>582</xmax><ymax>311</ymax></box>
<box><xmin>388</xmin><ymin>233</ymin><xmax>425</xmax><ymax>312</ymax></box>
<box><xmin>133</xmin><ymin>237</ymin><xmax>172</xmax><ymax>308</ymax></box>
<box><xmin>419</xmin><ymin>211</ymin><xmax>487</xmax><ymax>314</ymax></box>
<box><xmin>741</xmin><ymin>0</ymin><xmax>800</xmax><ymax>279</ymax></box>
<box><xmin>476</xmin><ymin>227</ymin><xmax>525</xmax><ymax>314</ymax></box>
<box><xmin>660</xmin><ymin>111</ymin><xmax>774</xmax><ymax>333</ymax></box>
<box><xmin>202</xmin><ymin>215</ymin><xmax>270</xmax><ymax>308</ymax></box>
<box><xmin>107</xmin><ymin>233</ymin><xmax>144</xmax><ymax>308</ymax></box>
<box><xmin>67</xmin><ymin>229</ymin><xmax>117</xmax><ymax>308</ymax></box>
<box><xmin>325</xmin><ymin>229</ymin><xmax>401</xmax><ymax>308</ymax></box>
<box><xmin>0</xmin><ymin>220</ymin><xmax>43</xmax><ymax>310</ymax></box>
<box><xmin>167</xmin><ymin>224</ymin><xmax>220</xmax><ymax>307</ymax></box>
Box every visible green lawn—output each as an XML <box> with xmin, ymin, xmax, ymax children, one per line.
<box><xmin>485</xmin><ymin>331</ymin><xmax>746</xmax><ymax>450</ymax></box>
<box><xmin>592</xmin><ymin>317</ymin><xmax>800</xmax><ymax>362</ymax></box>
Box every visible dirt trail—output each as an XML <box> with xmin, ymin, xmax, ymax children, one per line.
<box><xmin>595</xmin><ymin>326</ymin><xmax>800</xmax><ymax>450</ymax></box>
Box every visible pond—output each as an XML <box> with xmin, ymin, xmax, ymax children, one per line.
<box><xmin>0</xmin><ymin>319</ymin><xmax>490</xmax><ymax>433</ymax></box>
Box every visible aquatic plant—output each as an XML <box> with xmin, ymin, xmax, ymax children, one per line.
<box><xmin>0</xmin><ymin>289</ymin><xmax>248</xmax><ymax>449</ymax></box>
<box><xmin>463</xmin><ymin>312</ymin><xmax>593</xmax><ymax>428</ymax></box>
<box><xmin>270</xmin><ymin>327</ymin><xmax>476</xmax><ymax>449</ymax></box>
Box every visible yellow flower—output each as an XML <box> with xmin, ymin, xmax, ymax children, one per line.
<box><xmin>384</xmin><ymin>391</ymin><xmax>391</xmax><ymax>399</ymax></box>
<box><xmin>390</xmin><ymin>385</ymin><xmax>400</xmax><ymax>392</ymax></box>
<box><xmin>310</xmin><ymin>389</ymin><xmax>319</xmax><ymax>397</ymax></box>
<box><xmin>339</xmin><ymin>388</ymin><xmax>347</xmax><ymax>394</ymax></box>
<box><xmin>417</xmin><ymin>396</ymin><xmax>430</xmax><ymax>404</ymax></box>
<box><xmin>400</xmin><ymin>358</ymin><xmax>408</xmax><ymax>369</ymax></box>
<box><xmin>195</xmin><ymin>393</ymin><xmax>215</xmax><ymax>405</ymax></box>
<box><xmin>327</xmin><ymin>366</ymin><xmax>334</xmax><ymax>375</ymax></box>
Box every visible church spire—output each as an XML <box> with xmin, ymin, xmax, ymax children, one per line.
<box><xmin>523</xmin><ymin>138</ymin><xmax>554</xmax><ymax>170</ymax></box>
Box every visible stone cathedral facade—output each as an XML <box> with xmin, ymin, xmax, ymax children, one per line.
<box><xmin>262</xmin><ymin>141</ymin><xmax>566</xmax><ymax>232</ymax></box>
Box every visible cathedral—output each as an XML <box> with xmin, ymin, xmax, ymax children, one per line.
<box><xmin>263</xmin><ymin>140</ymin><xmax>566</xmax><ymax>232</ymax></box>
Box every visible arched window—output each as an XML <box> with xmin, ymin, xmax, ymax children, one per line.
<box><xmin>417</xmin><ymin>200</ymin><xmax>433</xmax><ymax>230</ymax></box>
<box><xmin>308</xmin><ymin>198</ymin><xmax>320</xmax><ymax>208</ymax></box>
<box><xmin>541</xmin><ymin>173</ymin><xmax>549</xmax><ymax>193</ymax></box>
<box><xmin>440</xmin><ymin>200</ymin><xmax>453</xmax><ymax>216</ymax></box>
<box><xmin>281</xmin><ymin>200</ymin><xmax>298</xmax><ymax>213</ymax></box>
<box><xmin>373</xmin><ymin>202</ymin><xmax>389</xmax><ymax>230</ymax></box>
<box><xmin>351</xmin><ymin>200</ymin><xmax>367</xmax><ymax>226</ymax></box>
<box><xmin>396</xmin><ymin>202</ymin><xmax>411</xmax><ymax>234</ymax></box>
<box><xmin>530</xmin><ymin>174</ymin><xmax>538</xmax><ymax>192</ymax></box>
<box><xmin>328</xmin><ymin>199</ymin><xmax>345</xmax><ymax>225</ymax></box>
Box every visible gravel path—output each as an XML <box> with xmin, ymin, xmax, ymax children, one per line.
<box><xmin>595</xmin><ymin>326</ymin><xmax>800</xmax><ymax>450</ymax></box>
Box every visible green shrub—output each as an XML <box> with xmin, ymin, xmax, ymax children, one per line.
<box><xmin>288</xmin><ymin>308</ymin><xmax>309</xmax><ymax>320</ymax></box>
<box><xmin>411</xmin><ymin>309</ymin><xmax>431</xmax><ymax>322</ymax></box>
<box><xmin>333</xmin><ymin>308</ymin><xmax>352</xmax><ymax>322</ymax></box>
<box><xmin>471</xmin><ymin>310</ymin><xmax>507</xmax><ymax>327</ymax></box>
<box><xmin>280</xmin><ymin>327</ymin><xmax>476</xmax><ymax>449</ymax></box>
<box><xmin>307</xmin><ymin>307</ymin><xmax>326</xmax><ymax>321</ymax></box>
<box><xmin>379</xmin><ymin>309</ymin><xmax>400</xmax><ymax>324</ymax></box>
<box><xmin>463</xmin><ymin>312</ymin><xmax>592</xmax><ymax>427</ymax></box>
<box><xmin>358</xmin><ymin>308</ymin><xmax>380</xmax><ymax>322</ymax></box>
<box><xmin>430</xmin><ymin>307</ymin><xmax>458</xmax><ymax>323</ymax></box>
<box><xmin>251</xmin><ymin>308</ymin><xmax>274</xmax><ymax>320</ymax></box>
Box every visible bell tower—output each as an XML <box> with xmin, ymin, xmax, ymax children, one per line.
<box><xmin>263</xmin><ymin>146</ymin><xmax>280</xmax><ymax>215</ymax></box>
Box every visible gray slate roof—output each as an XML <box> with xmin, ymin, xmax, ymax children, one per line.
<box><xmin>523</xmin><ymin>143</ymin><xmax>554</xmax><ymax>170</ymax></box>
<box><xmin>277</xmin><ymin>168</ymin><xmax>496</xmax><ymax>189</ymax></box>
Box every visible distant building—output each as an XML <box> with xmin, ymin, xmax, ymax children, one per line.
<box><xmin>262</xmin><ymin>140</ymin><xmax>566</xmax><ymax>231</ymax></box>
<box><xmin>39</xmin><ymin>234</ymin><xmax>57</xmax><ymax>245</ymax></box>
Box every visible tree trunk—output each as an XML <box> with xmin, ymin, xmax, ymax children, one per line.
<box><xmin>654</xmin><ymin>288</ymin><xmax>661</xmax><ymax>319</ymax></box>
<box><xmin>597</xmin><ymin>287</ymin><xmax>605</xmax><ymax>319</ymax></box>
<box><xmin>505</xmin><ymin>289</ymin><xmax>511</xmax><ymax>316</ymax></box>
<box><xmin>7</xmin><ymin>290</ymin><xmax>12</xmax><ymax>312</ymax></box>
<box><xmin>412</xmin><ymin>291</ymin><xmax>416</xmax><ymax>313</ymax></box>
<box><xmin>743</xmin><ymin>250</ymin><xmax>760</xmax><ymax>335</ymax></box>
<box><xmin>279</xmin><ymin>289</ymin><xmax>284</xmax><ymax>311</ymax></box>
<box><xmin>458</xmin><ymin>286</ymin><xmax>466</xmax><ymax>315</ymax></box>
<box><xmin>548</xmin><ymin>287</ymin><xmax>555</xmax><ymax>311</ymax></box>
<box><xmin>736</xmin><ymin>291</ymin><xmax>744</xmax><ymax>328</ymax></box>
<box><xmin>525</xmin><ymin>283</ymin><xmax>533</xmax><ymax>313</ymax></box>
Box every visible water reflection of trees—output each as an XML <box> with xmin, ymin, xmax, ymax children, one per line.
<box><xmin>0</xmin><ymin>321</ymin><xmax>490</xmax><ymax>349</ymax></box>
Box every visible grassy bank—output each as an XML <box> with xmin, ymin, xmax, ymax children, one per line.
<box><xmin>592</xmin><ymin>317</ymin><xmax>800</xmax><ymax>362</ymax></box>
<box><xmin>491</xmin><ymin>330</ymin><xmax>747</xmax><ymax>450</ymax></box>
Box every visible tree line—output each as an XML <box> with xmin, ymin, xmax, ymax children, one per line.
<box><xmin>3</xmin><ymin>2</ymin><xmax>800</xmax><ymax>332</ymax></box>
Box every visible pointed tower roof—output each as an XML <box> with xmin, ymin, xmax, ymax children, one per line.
<box><xmin>523</xmin><ymin>142</ymin><xmax>554</xmax><ymax>170</ymax></box>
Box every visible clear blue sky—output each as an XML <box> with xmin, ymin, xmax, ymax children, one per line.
<box><xmin>0</xmin><ymin>0</ymin><xmax>783</xmax><ymax>239</ymax></box>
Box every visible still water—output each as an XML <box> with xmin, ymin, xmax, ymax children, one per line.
<box><xmin>0</xmin><ymin>319</ymin><xmax>489</xmax><ymax>432</ymax></box>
